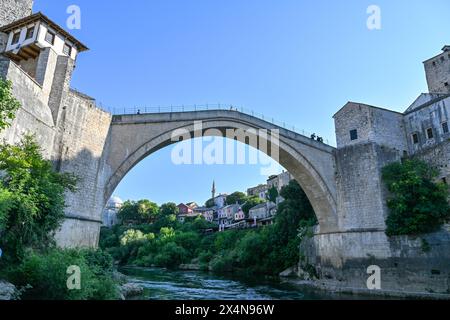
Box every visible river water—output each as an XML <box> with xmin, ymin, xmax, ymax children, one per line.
<box><xmin>120</xmin><ymin>267</ymin><xmax>360</xmax><ymax>300</ymax></box>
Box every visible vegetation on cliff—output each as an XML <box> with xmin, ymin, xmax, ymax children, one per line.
<box><xmin>382</xmin><ymin>159</ymin><xmax>450</xmax><ymax>236</ymax></box>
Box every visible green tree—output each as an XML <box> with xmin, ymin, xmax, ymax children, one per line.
<box><xmin>159</xmin><ymin>202</ymin><xmax>179</xmax><ymax>216</ymax></box>
<box><xmin>267</xmin><ymin>186</ymin><xmax>278</xmax><ymax>203</ymax></box>
<box><xmin>226</xmin><ymin>192</ymin><xmax>247</xmax><ymax>205</ymax></box>
<box><xmin>0</xmin><ymin>135</ymin><xmax>77</xmax><ymax>261</ymax></box>
<box><xmin>242</xmin><ymin>196</ymin><xmax>264</xmax><ymax>216</ymax></box>
<box><xmin>118</xmin><ymin>199</ymin><xmax>159</xmax><ymax>224</ymax></box>
<box><xmin>276</xmin><ymin>180</ymin><xmax>316</xmax><ymax>238</ymax></box>
<box><xmin>0</xmin><ymin>187</ymin><xmax>14</xmax><ymax>232</ymax></box>
<box><xmin>137</xmin><ymin>199</ymin><xmax>159</xmax><ymax>222</ymax></box>
<box><xmin>174</xmin><ymin>231</ymin><xmax>201</xmax><ymax>256</ymax></box>
<box><xmin>159</xmin><ymin>227</ymin><xmax>176</xmax><ymax>240</ymax></box>
<box><xmin>205</xmin><ymin>198</ymin><xmax>215</xmax><ymax>208</ymax></box>
<box><xmin>152</xmin><ymin>202</ymin><xmax>179</xmax><ymax>230</ymax></box>
<box><xmin>154</xmin><ymin>242</ymin><xmax>188</xmax><ymax>268</ymax></box>
<box><xmin>382</xmin><ymin>159</ymin><xmax>450</xmax><ymax>236</ymax></box>
<box><xmin>0</xmin><ymin>79</ymin><xmax>20</xmax><ymax>131</ymax></box>
<box><xmin>120</xmin><ymin>229</ymin><xmax>154</xmax><ymax>246</ymax></box>
<box><xmin>6</xmin><ymin>248</ymin><xmax>118</xmax><ymax>300</ymax></box>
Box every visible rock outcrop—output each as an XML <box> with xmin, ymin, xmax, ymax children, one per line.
<box><xmin>0</xmin><ymin>280</ymin><xmax>18</xmax><ymax>300</ymax></box>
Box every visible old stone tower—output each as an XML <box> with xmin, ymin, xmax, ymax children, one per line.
<box><xmin>424</xmin><ymin>45</ymin><xmax>450</xmax><ymax>94</ymax></box>
<box><xmin>0</xmin><ymin>0</ymin><xmax>112</xmax><ymax>246</ymax></box>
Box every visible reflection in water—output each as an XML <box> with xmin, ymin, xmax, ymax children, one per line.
<box><xmin>120</xmin><ymin>267</ymin><xmax>347</xmax><ymax>300</ymax></box>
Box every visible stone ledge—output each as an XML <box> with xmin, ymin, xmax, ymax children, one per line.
<box><xmin>284</xmin><ymin>279</ymin><xmax>450</xmax><ymax>300</ymax></box>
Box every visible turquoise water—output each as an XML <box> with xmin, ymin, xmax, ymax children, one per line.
<box><xmin>120</xmin><ymin>267</ymin><xmax>356</xmax><ymax>300</ymax></box>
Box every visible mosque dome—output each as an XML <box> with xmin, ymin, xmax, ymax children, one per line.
<box><xmin>107</xmin><ymin>196</ymin><xmax>123</xmax><ymax>209</ymax></box>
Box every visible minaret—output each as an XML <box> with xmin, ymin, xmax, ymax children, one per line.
<box><xmin>211</xmin><ymin>180</ymin><xmax>216</xmax><ymax>199</ymax></box>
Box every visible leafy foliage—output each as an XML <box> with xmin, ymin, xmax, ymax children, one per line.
<box><xmin>0</xmin><ymin>86</ymin><xmax>118</xmax><ymax>300</ymax></box>
<box><xmin>382</xmin><ymin>159</ymin><xmax>450</xmax><ymax>236</ymax></box>
<box><xmin>0</xmin><ymin>79</ymin><xmax>20</xmax><ymax>131</ymax></box>
<box><xmin>205</xmin><ymin>197</ymin><xmax>215</xmax><ymax>208</ymax></box>
<box><xmin>241</xmin><ymin>196</ymin><xmax>264</xmax><ymax>216</ymax></box>
<box><xmin>101</xmin><ymin>180</ymin><xmax>318</xmax><ymax>276</ymax></box>
<box><xmin>5</xmin><ymin>248</ymin><xmax>118</xmax><ymax>300</ymax></box>
<box><xmin>0</xmin><ymin>135</ymin><xmax>77</xmax><ymax>261</ymax></box>
<box><xmin>267</xmin><ymin>186</ymin><xmax>278</xmax><ymax>203</ymax></box>
<box><xmin>120</xmin><ymin>229</ymin><xmax>155</xmax><ymax>246</ymax></box>
<box><xmin>226</xmin><ymin>192</ymin><xmax>247</xmax><ymax>205</ymax></box>
<box><xmin>118</xmin><ymin>199</ymin><xmax>159</xmax><ymax>224</ymax></box>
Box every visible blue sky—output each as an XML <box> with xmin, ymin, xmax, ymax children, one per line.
<box><xmin>34</xmin><ymin>0</ymin><xmax>450</xmax><ymax>206</ymax></box>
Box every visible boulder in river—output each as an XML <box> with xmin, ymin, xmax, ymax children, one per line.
<box><xmin>279</xmin><ymin>266</ymin><xmax>298</xmax><ymax>278</ymax></box>
<box><xmin>120</xmin><ymin>283</ymin><xmax>144</xmax><ymax>299</ymax></box>
<box><xmin>0</xmin><ymin>280</ymin><xmax>18</xmax><ymax>300</ymax></box>
<box><xmin>178</xmin><ymin>264</ymin><xmax>201</xmax><ymax>271</ymax></box>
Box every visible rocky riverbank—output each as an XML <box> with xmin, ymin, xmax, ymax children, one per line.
<box><xmin>114</xmin><ymin>271</ymin><xmax>144</xmax><ymax>300</ymax></box>
<box><xmin>0</xmin><ymin>280</ymin><xmax>18</xmax><ymax>300</ymax></box>
<box><xmin>279</xmin><ymin>265</ymin><xmax>450</xmax><ymax>300</ymax></box>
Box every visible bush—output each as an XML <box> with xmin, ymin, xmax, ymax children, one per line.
<box><xmin>5</xmin><ymin>248</ymin><xmax>119</xmax><ymax>300</ymax></box>
<box><xmin>210</xmin><ymin>252</ymin><xmax>235</xmax><ymax>273</ymax></box>
<box><xmin>120</xmin><ymin>229</ymin><xmax>154</xmax><ymax>246</ymax></box>
<box><xmin>235</xmin><ymin>231</ymin><xmax>264</xmax><ymax>267</ymax></box>
<box><xmin>382</xmin><ymin>159</ymin><xmax>450</xmax><ymax>236</ymax></box>
<box><xmin>99</xmin><ymin>181</ymin><xmax>318</xmax><ymax>277</ymax></box>
<box><xmin>0</xmin><ymin>79</ymin><xmax>20</xmax><ymax>131</ymax></box>
<box><xmin>153</xmin><ymin>242</ymin><xmax>188</xmax><ymax>268</ymax></box>
<box><xmin>0</xmin><ymin>135</ymin><xmax>77</xmax><ymax>261</ymax></box>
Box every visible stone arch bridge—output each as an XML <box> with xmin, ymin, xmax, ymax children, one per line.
<box><xmin>49</xmin><ymin>107</ymin><xmax>390</xmax><ymax>270</ymax></box>
<box><xmin>103</xmin><ymin>110</ymin><xmax>338</xmax><ymax>233</ymax></box>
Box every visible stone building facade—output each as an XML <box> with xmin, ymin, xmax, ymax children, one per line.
<box><xmin>247</xmin><ymin>184</ymin><xmax>268</xmax><ymax>200</ymax></box>
<box><xmin>302</xmin><ymin>46</ymin><xmax>450</xmax><ymax>294</ymax></box>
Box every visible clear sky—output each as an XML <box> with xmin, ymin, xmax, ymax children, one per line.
<box><xmin>34</xmin><ymin>0</ymin><xmax>450</xmax><ymax>206</ymax></box>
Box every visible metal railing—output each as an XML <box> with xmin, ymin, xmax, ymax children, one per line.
<box><xmin>97</xmin><ymin>103</ymin><xmax>332</xmax><ymax>146</ymax></box>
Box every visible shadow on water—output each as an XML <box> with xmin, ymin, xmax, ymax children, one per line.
<box><xmin>119</xmin><ymin>266</ymin><xmax>384</xmax><ymax>300</ymax></box>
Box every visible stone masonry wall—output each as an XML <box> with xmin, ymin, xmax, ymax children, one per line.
<box><xmin>334</xmin><ymin>103</ymin><xmax>371</xmax><ymax>148</ymax></box>
<box><xmin>424</xmin><ymin>50</ymin><xmax>450</xmax><ymax>94</ymax></box>
<box><xmin>414</xmin><ymin>139</ymin><xmax>450</xmax><ymax>184</ymax></box>
<box><xmin>334</xmin><ymin>143</ymin><xmax>402</xmax><ymax>232</ymax></box>
<box><xmin>53</xmin><ymin>90</ymin><xmax>112</xmax><ymax>247</ymax></box>
<box><xmin>0</xmin><ymin>57</ymin><xmax>55</xmax><ymax>158</ymax></box>
<box><xmin>0</xmin><ymin>0</ymin><xmax>33</xmax><ymax>27</ymax></box>
<box><xmin>334</xmin><ymin>102</ymin><xmax>407</xmax><ymax>152</ymax></box>
<box><xmin>1</xmin><ymin>54</ymin><xmax>112</xmax><ymax>247</ymax></box>
<box><xmin>404</xmin><ymin>96</ymin><xmax>450</xmax><ymax>154</ymax></box>
<box><xmin>301</xmin><ymin>227</ymin><xmax>450</xmax><ymax>295</ymax></box>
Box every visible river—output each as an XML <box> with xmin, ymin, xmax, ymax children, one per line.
<box><xmin>120</xmin><ymin>267</ymin><xmax>364</xmax><ymax>300</ymax></box>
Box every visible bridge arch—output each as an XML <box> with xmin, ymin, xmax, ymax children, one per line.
<box><xmin>102</xmin><ymin>110</ymin><xmax>338</xmax><ymax>233</ymax></box>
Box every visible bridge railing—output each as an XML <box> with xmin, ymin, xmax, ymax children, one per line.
<box><xmin>99</xmin><ymin>103</ymin><xmax>332</xmax><ymax>146</ymax></box>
